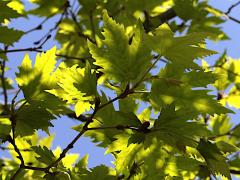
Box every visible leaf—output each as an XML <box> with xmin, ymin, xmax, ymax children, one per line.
<box><xmin>197</xmin><ymin>139</ymin><xmax>231</xmax><ymax>179</ymax></box>
<box><xmin>88</xmin><ymin>11</ymin><xmax>152</xmax><ymax>82</ymax></box>
<box><xmin>0</xmin><ymin>27</ymin><xmax>24</xmax><ymax>45</ymax></box>
<box><xmin>80</xmin><ymin>165</ymin><xmax>116</xmax><ymax>180</ymax></box>
<box><xmin>150</xmin><ymin>65</ymin><xmax>233</xmax><ymax>115</ymax></box>
<box><xmin>216</xmin><ymin>141</ymin><xmax>239</xmax><ymax>154</ymax></box>
<box><xmin>15</xmin><ymin>104</ymin><xmax>55</xmax><ymax>136</ymax></box>
<box><xmin>181</xmin><ymin>70</ymin><xmax>217</xmax><ymax>87</ymax></box>
<box><xmin>75</xmin><ymin>154</ymin><xmax>89</xmax><ymax>169</ymax></box>
<box><xmin>0</xmin><ymin>118</ymin><xmax>11</xmax><ymax>141</ymax></box>
<box><xmin>47</xmin><ymin>62</ymin><xmax>97</xmax><ymax>117</ymax></box>
<box><xmin>31</xmin><ymin>146</ymin><xmax>56</xmax><ymax>165</ymax></box>
<box><xmin>0</xmin><ymin>1</ymin><xmax>21</xmax><ymax>22</ymax></box>
<box><xmin>16</xmin><ymin>47</ymin><xmax>69</xmax><ymax>115</ymax></box>
<box><xmin>146</xmin><ymin>24</ymin><xmax>217</xmax><ymax>69</ymax></box>
<box><xmin>28</xmin><ymin>0</ymin><xmax>66</xmax><ymax>16</ymax></box>
<box><xmin>53</xmin><ymin>147</ymin><xmax>79</xmax><ymax>169</ymax></box>
<box><xmin>210</xmin><ymin>115</ymin><xmax>232</xmax><ymax>136</ymax></box>
<box><xmin>7</xmin><ymin>133</ymin><xmax>54</xmax><ymax>165</ymax></box>
<box><xmin>56</xmin><ymin>19</ymin><xmax>90</xmax><ymax>63</ymax></box>
<box><xmin>115</xmin><ymin>143</ymin><xmax>141</xmax><ymax>174</ymax></box>
<box><xmin>16</xmin><ymin>47</ymin><xmax>57</xmax><ymax>100</ymax></box>
<box><xmin>128</xmin><ymin>132</ymin><xmax>146</xmax><ymax>145</ymax></box>
<box><xmin>153</xmin><ymin>103</ymin><xmax>209</xmax><ymax>148</ymax></box>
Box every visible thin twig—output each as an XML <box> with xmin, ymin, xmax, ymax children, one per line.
<box><xmin>86</xmin><ymin>125</ymin><xmax>138</xmax><ymax>131</ymax></box>
<box><xmin>11</xmin><ymin>89</ymin><xmax>21</xmax><ymax>114</ymax></box>
<box><xmin>0</xmin><ymin>46</ymin><xmax>9</xmax><ymax>113</ymax></box>
<box><xmin>68</xmin><ymin>8</ymin><xmax>96</xmax><ymax>44</ymax></box>
<box><xmin>225</xmin><ymin>1</ymin><xmax>240</xmax><ymax>15</ymax></box>
<box><xmin>0</xmin><ymin>145</ymin><xmax>32</xmax><ymax>152</ymax></box>
<box><xmin>8</xmin><ymin>137</ymin><xmax>24</xmax><ymax>165</ymax></box>
<box><xmin>33</xmin><ymin>1</ymin><xmax>69</xmax><ymax>48</ymax></box>
<box><xmin>131</xmin><ymin>57</ymin><xmax>160</xmax><ymax>90</ymax></box>
<box><xmin>25</xmin><ymin>16</ymin><xmax>50</xmax><ymax>34</ymax></box>
<box><xmin>0</xmin><ymin>48</ymin><xmax>91</xmax><ymax>63</ymax></box>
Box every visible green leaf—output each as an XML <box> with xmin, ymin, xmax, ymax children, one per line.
<box><xmin>88</xmin><ymin>11</ymin><xmax>151</xmax><ymax>82</ymax></box>
<box><xmin>0</xmin><ymin>1</ymin><xmax>21</xmax><ymax>22</ymax></box>
<box><xmin>181</xmin><ymin>70</ymin><xmax>217</xmax><ymax>87</ymax></box>
<box><xmin>216</xmin><ymin>141</ymin><xmax>239</xmax><ymax>154</ymax></box>
<box><xmin>31</xmin><ymin>146</ymin><xmax>56</xmax><ymax>165</ymax></box>
<box><xmin>75</xmin><ymin>154</ymin><xmax>89</xmax><ymax>169</ymax></box>
<box><xmin>0</xmin><ymin>118</ymin><xmax>11</xmax><ymax>141</ymax></box>
<box><xmin>150</xmin><ymin>65</ymin><xmax>233</xmax><ymax>115</ymax></box>
<box><xmin>79</xmin><ymin>165</ymin><xmax>116</xmax><ymax>180</ymax></box>
<box><xmin>16</xmin><ymin>47</ymin><xmax>58</xmax><ymax>100</ymax></box>
<box><xmin>47</xmin><ymin>62</ymin><xmax>97</xmax><ymax>117</ymax></box>
<box><xmin>153</xmin><ymin>103</ymin><xmax>208</xmax><ymax>148</ymax></box>
<box><xmin>16</xmin><ymin>47</ymin><xmax>69</xmax><ymax>115</ymax></box>
<box><xmin>115</xmin><ymin>143</ymin><xmax>141</xmax><ymax>174</ymax></box>
<box><xmin>146</xmin><ymin>24</ymin><xmax>217</xmax><ymax>69</ymax></box>
<box><xmin>174</xmin><ymin>0</ymin><xmax>196</xmax><ymax>20</ymax></box>
<box><xmin>56</xmin><ymin>19</ymin><xmax>90</xmax><ymax>64</ymax></box>
<box><xmin>15</xmin><ymin>104</ymin><xmax>55</xmax><ymax>136</ymax></box>
<box><xmin>0</xmin><ymin>27</ymin><xmax>24</xmax><ymax>45</ymax></box>
<box><xmin>197</xmin><ymin>139</ymin><xmax>231</xmax><ymax>179</ymax></box>
<box><xmin>28</xmin><ymin>0</ymin><xmax>66</xmax><ymax>16</ymax></box>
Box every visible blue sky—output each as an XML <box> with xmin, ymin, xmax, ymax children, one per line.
<box><xmin>1</xmin><ymin>0</ymin><xmax>240</xmax><ymax>175</ymax></box>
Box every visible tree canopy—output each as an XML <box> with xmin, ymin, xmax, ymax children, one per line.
<box><xmin>0</xmin><ymin>0</ymin><xmax>240</xmax><ymax>179</ymax></box>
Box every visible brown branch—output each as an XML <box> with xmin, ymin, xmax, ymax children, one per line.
<box><xmin>131</xmin><ymin>57</ymin><xmax>160</xmax><ymax>90</ymax></box>
<box><xmin>8</xmin><ymin>137</ymin><xmax>24</xmax><ymax>165</ymax></box>
<box><xmin>0</xmin><ymin>59</ymin><xmax>8</xmax><ymax>113</ymax></box>
<box><xmin>86</xmin><ymin>125</ymin><xmax>138</xmax><ymax>131</ymax></box>
<box><xmin>0</xmin><ymin>48</ymin><xmax>91</xmax><ymax>63</ymax></box>
<box><xmin>225</xmin><ymin>1</ymin><xmax>240</xmax><ymax>15</ymax></box>
<box><xmin>68</xmin><ymin>8</ymin><xmax>96</xmax><ymax>44</ymax></box>
<box><xmin>0</xmin><ymin>145</ymin><xmax>32</xmax><ymax>152</ymax></box>
<box><xmin>230</xmin><ymin>169</ymin><xmax>240</xmax><ymax>175</ymax></box>
<box><xmin>33</xmin><ymin>1</ymin><xmax>69</xmax><ymax>47</ymax></box>
<box><xmin>45</xmin><ymin>98</ymin><xmax>100</xmax><ymax>171</ymax></box>
<box><xmin>143</xmin><ymin>8</ymin><xmax>176</xmax><ymax>32</ymax></box>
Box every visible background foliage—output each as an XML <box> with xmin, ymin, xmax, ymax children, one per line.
<box><xmin>0</xmin><ymin>0</ymin><xmax>240</xmax><ymax>179</ymax></box>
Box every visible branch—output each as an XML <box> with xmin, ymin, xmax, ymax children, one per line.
<box><xmin>0</xmin><ymin>59</ymin><xmax>8</xmax><ymax>113</ymax></box>
<box><xmin>0</xmin><ymin>145</ymin><xmax>32</xmax><ymax>152</ymax></box>
<box><xmin>8</xmin><ymin>136</ymin><xmax>24</xmax><ymax>165</ymax></box>
<box><xmin>68</xmin><ymin>8</ymin><xmax>96</xmax><ymax>44</ymax></box>
<box><xmin>225</xmin><ymin>15</ymin><xmax>240</xmax><ymax>24</ymax></box>
<box><xmin>86</xmin><ymin>125</ymin><xmax>138</xmax><ymax>131</ymax></box>
<box><xmin>44</xmin><ymin>60</ymin><xmax>156</xmax><ymax>170</ymax></box>
<box><xmin>45</xmin><ymin>98</ymin><xmax>100</xmax><ymax>171</ymax></box>
<box><xmin>0</xmin><ymin>48</ymin><xmax>91</xmax><ymax>63</ymax></box>
<box><xmin>33</xmin><ymin>1</ymin><xmax>69</xmax><ymax>47</ymax></box>
<box><xmin>225</xmin><ymin>1</ymin><xmax>240</xmax><ymax>15</ymax></box>
<box><xmin>230</xmin><ymin>169</ymin><xmax>240</xmax><ymax>175</ymax></box>
<box><xmin>131</xmin><ymin>57</ymin><xmax>160</xmax><ymax>90</ymax></box>
<box><xmin>143</xmin><ymin>8</ymin><xmax>176</xmax><ymax>32</ymax></box>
